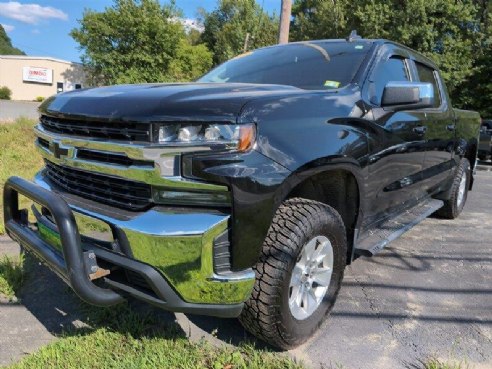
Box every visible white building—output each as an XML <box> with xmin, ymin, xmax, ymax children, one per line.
<box><xmin>0</xmin><ymin>55</ymin><xmax>86</xmax><ymax>101</ymax></box>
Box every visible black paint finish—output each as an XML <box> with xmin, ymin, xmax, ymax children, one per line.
<box><xmin>38</xmin><ymin>40</ymin><xmax>481</xmax><ymax>271</ymax></box>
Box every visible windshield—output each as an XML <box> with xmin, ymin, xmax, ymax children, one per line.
<box><xmin>199</xmin><ymin>41</ymin><xmax>372</xmax><ymax>90</ymax></box>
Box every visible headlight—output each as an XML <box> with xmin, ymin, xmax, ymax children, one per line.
<box><xmin>154</xmin><ymin>123</ymin><xmax>256</xmax><ymax>152</ymax></box>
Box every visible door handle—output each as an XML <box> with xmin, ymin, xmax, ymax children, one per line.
<box><xmin>413</xmin><ymin>126</ymin><xmax>427</xmax><ymax>135</ymax></box>
<box><xmin>446</xmin><ymin>124</ymin><xmax>456</xmax><ymax>132</ymax></box>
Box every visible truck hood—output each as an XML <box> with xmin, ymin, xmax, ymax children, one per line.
<box><xmin>40</xmin><ymin>83</ymin><xmax>301</xmax><ymax>123</ymax></box>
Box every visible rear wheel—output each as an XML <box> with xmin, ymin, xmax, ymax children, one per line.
<box><xmin>239</xmin><ymin>198</ymin><xmax>347</xmax><ymax>349</ymax></box>
<box><xmin>436</xmin><ymin>158</ymin><xmax>470</xmax><ymax>219</ymax></box>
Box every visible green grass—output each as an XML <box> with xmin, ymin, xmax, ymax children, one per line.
<box><xmin>7</xmin><ymin>302</ymin><xmax>305</xmax><ymax>369</ymax></box>
<box><xmin>422</xmin><ymin>359</ymin><xmax>470</xmax><ymax>369</ymax></box>
<box><xmin>0</xmin><ymin>254</ymin><xmax>24</xmax><ymax>300</ymax></box>
<box><xmin>0</xmin><ymin>118</ymin><xmax>43</xmax><ymax>234</ymax></box>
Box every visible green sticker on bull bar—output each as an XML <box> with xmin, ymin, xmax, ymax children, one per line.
<box><xmin>38</xmin><ymin>222</ymin><xmax>63</xmax><ymax>253</ymax></box>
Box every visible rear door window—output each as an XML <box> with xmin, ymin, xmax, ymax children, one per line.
<box><xmin>415</xmin><ymin>62</ymin><xmax>442</xmax><ymax>108</ymax></box>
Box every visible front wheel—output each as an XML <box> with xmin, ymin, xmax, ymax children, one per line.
<box><xmin>239</xmin><ymin>198</ymin><xmax>347</xmax><ymax>349</ymax></box>
<box><xmin>436</xmin><ymin>158</ymin><xmax>470</xmax><ymax>219</ymax></box>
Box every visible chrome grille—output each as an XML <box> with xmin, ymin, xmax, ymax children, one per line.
<box><xmin>37</xmin><ymin>137</ymin><xmax>50</xmax><ymax>149</ymax></box>
<box><xmin>77</xmin><ymin>149</ymin><xmax>154</xmax><ymax>168</ymax></box>
<box><xmin>44</xmin><ymin>160</ymin><xmax>152</xmax><ymax>211</ymax></box>
<box><xmin>40</xmin><ymin>115</ymin><xmax>151</xmax><ymax>142</ymax></box>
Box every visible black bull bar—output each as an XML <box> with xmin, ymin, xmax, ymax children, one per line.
<box><xmin>3</xmin><ymin>176</ymin><xmax>246</xmax><ymax>317</ymax></box>
<box><xmin>3</xmin><ymin>176</ymin><xmax>124</xmax><ymax>306</ymax></box>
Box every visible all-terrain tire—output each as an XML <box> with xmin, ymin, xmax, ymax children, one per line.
<box><xmin>435</xmin><ymin>158</ymin><xmax>470</xmax><ymax>219</ymax></box>
<box><xmin>239</xmin><ymin>198</ymin><xmax>347</xmax><ymax>349</ymax></box>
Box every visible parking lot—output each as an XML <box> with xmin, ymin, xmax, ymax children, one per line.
<box><xmin>0</xmin><ymin>163</ymin><xmax>491</xmax><ymax>369</ymax></box>
<box><xmin>294</xmin><ymin>164</ymin><xmax>492</xmax><ymax>368</ymax></box>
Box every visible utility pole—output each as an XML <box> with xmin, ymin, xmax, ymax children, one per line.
<box><xmin>278</xmin><ymin>0</ymin><xmax>292</xmax><ymax>44</ymax></box>
<box><xmin>243</xmin><ymin>32</ymin><xmax>250</xmax><ymax>52</ymax></box>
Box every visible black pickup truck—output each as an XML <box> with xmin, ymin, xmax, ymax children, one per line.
<box><xmin>4</xmin><ymin>37</ymin><xmax>480</xmax><ymax>349</ymax></box>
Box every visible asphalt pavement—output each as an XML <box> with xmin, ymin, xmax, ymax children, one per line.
<box><xmin>0</xmin><ymin>162</ymin><xmax>491</xmax><ymax>368</ymax></box>
<box><xmin>0</xmin><ymin>100</ymin><xmax>40</xmax><ymax>121</ymax></box>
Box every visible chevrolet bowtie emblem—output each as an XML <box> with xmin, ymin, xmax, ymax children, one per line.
<box><xmin>49</xmin><ymin>141</ymin><xmax>69</xmax><ymax>159</ymax></box>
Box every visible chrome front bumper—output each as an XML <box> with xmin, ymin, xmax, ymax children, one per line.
<box><xmin>4</xmin><ymin>173</ymin><xmax>255</xmax><ymax>316</ymax></box>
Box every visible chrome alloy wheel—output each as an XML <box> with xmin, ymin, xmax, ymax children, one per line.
<box><xmin>457</xmin><ymin>170</ymin><xmax>467</xmax><ymax>207</ymax></box>
<box><xmin>288</xmin><ymin>235</ymin><xmax>334</xmax><ymax>320</ymax></box>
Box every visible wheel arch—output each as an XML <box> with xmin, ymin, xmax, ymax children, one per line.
<box><xmin>275</xmin><ymin>159</ymin><xmax>365</xmax><ymax>264</ymax></box>
<box><xmin>456</xmin><ymin>137</ymin><xmax>478</xmax><ymax>190</ymax></box>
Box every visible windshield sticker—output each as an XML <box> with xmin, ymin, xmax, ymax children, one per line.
<box><xmin>355</xmin><ymin>45</ymin><xmax>364</xmax><ymax>50</ymax></box>
<box><xmin>324</xmin><ymin>80</ymin><xmax>341</xmax><ymax>89</ymax></box>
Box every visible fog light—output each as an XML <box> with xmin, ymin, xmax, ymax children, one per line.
<box><xmin>157</xmin><ymin>190</ymin><xmax>231</xmax><ymax>207</ymax></box>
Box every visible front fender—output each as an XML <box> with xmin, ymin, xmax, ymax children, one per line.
<box><xmin>273</xmin><ymin>158</ymin><xmax>367</xmax><ymax>238</ymax></box>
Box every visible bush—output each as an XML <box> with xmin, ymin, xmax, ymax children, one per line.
<box><xmin>35</xmin><ymin>96</ymin><xmax>45</xmax><ymax>102</ymax></box>
<box><xmin>0</xmin><ymin>86</ymin><xmax>11</xmax><ymax>100</ymax></box>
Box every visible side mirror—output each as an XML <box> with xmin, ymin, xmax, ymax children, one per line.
<box><xmin>381</xmin><ymin>81</ymin><xmax>434</xmax><ymax>110</ymax></box>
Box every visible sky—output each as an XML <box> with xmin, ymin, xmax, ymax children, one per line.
<box><xmin>0</xmin><ymin>0</ymin><xmax>279</xmax><ymax>62</ymax></box>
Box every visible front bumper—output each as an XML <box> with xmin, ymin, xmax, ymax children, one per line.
<box><xmin>3</xmin><ymin>175</ymin><xmax>255</xmax><ymax>318</ymax></box>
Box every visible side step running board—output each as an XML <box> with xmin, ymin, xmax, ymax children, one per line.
<box><xmin>354</xmin><ymin>198</ymin><xmax>444</xmax><ymax>257</ymax></box>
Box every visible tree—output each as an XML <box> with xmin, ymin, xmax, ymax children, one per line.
<box><xmin>70</xmin><ymin>0</ymin><xmax>213</xmax><ymax>85</ymax></box>
<box><xmin>0</xmin><ymin>25</ymin><xmax>24</xmax><ymax>55</ymax></box>
<box><xmin>362</xmin><ymin>1</ymin><xmax>479</xmax><ymax>94</ymax></box>
<box><xmin>291</xmin><ymin>0</ymin><xmax>352</xmax><ymax>41</ymax></box>
<box><xmin>291</xmin><ymin>0</ymin><xmax>480</xmax><ymax>97</ymax></box>
<box><xmin>186</xmin><ymin>28</ymin><xmax>202</xmax><ymax>46</ymax></box>
<box><xmin>454</xmin><ymin>1</ymin><xmax>492</xmax><ymax>117</ymax></box>
<box><xmin>200</xmin><ymin>0</ymin><xmax>279</xmax><ymax>65</ymax></box>
<box><xmin>168</xmin><ymin>39</ymin><xmax>213</xmax><ymax>81</ymax></box>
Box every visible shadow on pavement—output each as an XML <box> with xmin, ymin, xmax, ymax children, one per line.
<box><xmin>6</xmin><ymin>248</ymin><xmax>491</xmax><ymax>343</ymax></box>
<box><xmin>3</xmin><ymin>253</ymin><xmax>265</xmax><ymax>350</ymax></box>
<box><xmin>4</xmin><ymin>253</ymin><xmax>186</xmax><ymax>341</ymax></box>
<box><xmin>184</xmin><ymin>314</ymin><xmax>274</xmax><ymax>349</ymax></box>
<box><xmin>359</xmin><ymin>246</ymin><xmax>492</xmax><ymax>272</ymax></box>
